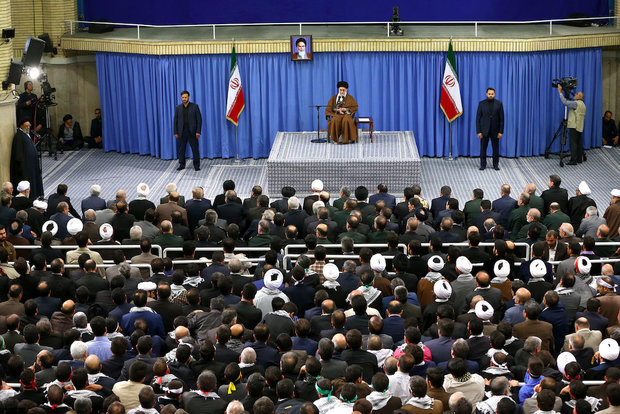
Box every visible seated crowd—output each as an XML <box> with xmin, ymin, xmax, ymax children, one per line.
<box><xmin>0</xmin><ymin>175</ymin><xmax>618</xmax><ymax>414</ymax></box>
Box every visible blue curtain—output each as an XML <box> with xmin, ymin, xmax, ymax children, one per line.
<box><xmin>96</xmin><ymin>48</ymin><xmax>602</xmax><ymax>159</ymax></box>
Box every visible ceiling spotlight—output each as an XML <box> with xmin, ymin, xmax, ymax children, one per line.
<box><xmin>27</xmin><ymin>67</ymin><xmax>41</xmax><ymax>80</ymax></box>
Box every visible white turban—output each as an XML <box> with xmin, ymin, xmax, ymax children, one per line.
<box><xmin>99</xmin><ymin>223</ymin><xmax>114</xmax><ymax>240</ymax></box>
<box><xmin>494</xmin><ymin>260</ymin><xmax>510</xmax><ymax>278</ymax></box>
<box><xmin>370</xmin><ymin>254</ymin><xmax>386</xmax><ymax>272</ymax></box>
<box><xmin>428</xmin><ymin>255</ymin><xmax>444</xmax><ymax>272</ymax></box>
<box><xmin>17</xmin><ymin>181</ymin><xmax>30</xmax><ymax>192</ymax></box>
<box><xmin>137</xmin><ymin>182</ymin><xmax>150</xmax><ymax>196</ymax></box>
<box><xmin>599</xmin><ymin>338</ymin><xmax>620</xmax><ymax>361</ymax></box>
<box><xmin>578</xmin><ymin>181</ymin><xmax>591</xmax><ymax>195</ymax></box>
<box><xmin>475</xmin><ymin>300</ymin><xmax>494</xmax><ymax>321</ymax></box>
<box><xmin>311</xmin><ymin>180</ymin><xmax>324</xmax><ymax>191</ymax></box>
<box><xmin>138</xmin><ymin>281</ymin><xmax>157</xmax><ymax>291</ymax></box>
<box><xmin>434</xmin><ymin>280</ymin><xmax>452</xmax><ymax>299</ymax></box>
<box><xmin>33</xmin><ymin>199</ymin><xmax>48</xmax><ymax>210</ymax></box>
<box><xmin>323</xmin><ymin>263</ymin><xmax>339</xmax><ymax>281</ymax></box>
<box><xmin>530</xmin><ymin>259</ymin><xmax>547</xmax><ymax>278</ymax></box>
<box><xmin>456</xmin><ymin>256</ymin><xmax>472</xmax><ymax>274</ymax></box>
<box><xmin>557</xmin><ymin>352</ymin><xmax>576</xmax><ymax>375</ymax></box>
<box><xmin>42</xmin><ymin>220</ymin><xmax>58</xmax><ymax>236</ymax></box>
<box><xmin>67</xmin><ymin>218</ymin><xmax>84</xmax><ymax>235</ymax></box>
<box><xmin>575</xmin><ymin>256</ymin><xmax>591</xmax><ymax>275</ymax></box>
<box><xmin>264</xmin><ymin>268</ymin><xmax>283</xmax><ymax>290</ymax></box>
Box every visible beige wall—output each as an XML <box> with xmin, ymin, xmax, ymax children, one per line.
<box><xmin>43</xmin><ymin>55</ymin><xmax>100</xmax><ymax>131</ymax></box>
<box><xmin>0</xmin><ymin>100</ymin><xmax>17</xmax><ymax>184</ymax></box>
<box><xmin>602</xmin><ymin>49</ymin><xmax>620</xmax><ymax>118</ymax></box>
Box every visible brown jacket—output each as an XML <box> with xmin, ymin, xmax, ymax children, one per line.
<box><xmin>0</xmin><ymin>298</ymin><xmax>25</xmax><ymax>317</ymax></box>
<box><xmin>598</xmin><ymin>292</ymin><xmax>620</xmax><ymax>328</ymax></box>
<box><xmin>154</xmin><ymin>201</ymin><xmax>188</xmax><ymax>226</ymax></box>
<box><xmin>402</xmin><ymin>399</ymin><xmax>444</xmax><ymax>414</ymax></box>
<box><xmin>50</xmin><ymin>311</ymin><xmax>73</xmax><ymax>335</ymax></box>
<box><xmin>513</xmin><ymin>319</ymin><xmax>554</xmax><ymax>353</ymax></box>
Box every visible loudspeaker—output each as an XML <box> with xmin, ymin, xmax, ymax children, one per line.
<box><xmin>7</xmin><ymin>62</ymin><xmax>23</xmax><ymax>85</ymax></box>
<box><xmin>88</xmin><ymin>20</ymin><xmax>114</xmax><ymax>34</ymax></box>
<box><xmin>38</xmin><ymin>33</ymin><xmax>54</xmax><ymax>53</ymax></box>
<box><xmin>23</xmin><ymin>37</ymin><xmax>46</xmax><ymax>67</ymax></box>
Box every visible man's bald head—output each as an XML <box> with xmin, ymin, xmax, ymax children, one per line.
<box><xmin>369</xmin><ymin>316</ymin><xmax>383</xmax><ymax>334</ymax></box>
<box><xmin>85</xmin><ymin>354</ymin><xmax>101</xmax><ymax>371</ymax></box>
<box><xmin>62</xmin><ymin>300</ymin><xmax>76</xmax><ymax>314</ymax></box>
<box><xmin>470</xmin><ymin>295</ymin><xmax>484</xmax><ymax>309</ymax></box>
<box><xmin>349</xmin><ymin>290</ymin><xmax>362</xmax><ymax>299</ymax></box>
<box><xmin>332</xmin><ymin>333</ymin><xmax>346</xmax><ymax>350</ymax></box>
<box><xmin>515</xmin><ymin>288</ymin><xmax>531</xmax><ymax>305</ymax></box>
<box><xmin>175</xmin><ymin>326</ymin><xmax>189</xmax><ymax>339</ymax></box>
<box><xmin>476</xmin><ymin>271</ymin><xmax>490</xmax><ymax>287</ymax></box>
<box><xmin>230</xmin><ymin>324</ymin><xmax>244</xmax><ymax>337</ymax></box>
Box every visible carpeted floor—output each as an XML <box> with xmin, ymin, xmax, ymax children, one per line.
<box><xmin>41</xmin><ymin>145</ymin><xmax>620</xmax><ymax>215</ymax></box>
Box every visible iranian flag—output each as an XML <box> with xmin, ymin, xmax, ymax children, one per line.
<box><xmin>226</xmin><ymin>45</ymin><xmax>245</xmax><ymax>125</ymax></box>
<box><xmin>440</xmin><ymin>39</ymin><xmax>463</xmax><ymax>122</ymax></box>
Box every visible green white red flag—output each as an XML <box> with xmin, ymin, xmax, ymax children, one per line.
<box><xmin>440</xmin><ymin>39</ymin><xmax>463</xmax><ymax>122</ymax></box>
<box><xmin>226</xmin><ymin>45</ymin><xmax>245</xmax><ymax>125</ymax></box>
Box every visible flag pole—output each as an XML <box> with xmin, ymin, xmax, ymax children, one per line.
<box><xmin>235</xmin><ymin>125</ymin><xmax>240</xmax><ymax>162</ymax></box>
<box><xmin>447</xmin><ymin>121</ymin><xmax>454</xmax><ymax>161</ymax></box>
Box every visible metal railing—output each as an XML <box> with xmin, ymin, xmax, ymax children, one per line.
<box><xmin>14</xmin><ymin>244</ymin><xmax>163</xmax><ymax>257</ymax></box>
<box><xmin>64</xmin><ymin>16</ymin><xmax>619</xmax><ymax>41</ymax></box>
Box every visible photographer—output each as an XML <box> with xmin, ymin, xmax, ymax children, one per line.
<box><xmin>557</xmin><ymin>85</ymin><xmax>586</xmax><ymax>165</ymax></box>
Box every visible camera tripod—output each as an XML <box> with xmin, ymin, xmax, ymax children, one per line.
<box><xmin>544</xmin><ymin>107</ymin><xmax>569</xmax><ymax>167</ymax></box>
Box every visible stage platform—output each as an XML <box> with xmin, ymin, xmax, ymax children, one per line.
<box><xmin>40</xmin><ymin>145</ymin><xmax>620</xmax><ymax>215</ymax></box>
<box><xmin>266</xmin><ymin>131</ymin><xmax>421</xmax><ymax>195</ymax></box>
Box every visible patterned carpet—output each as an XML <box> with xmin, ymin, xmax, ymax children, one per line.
<box><xmin>41</xmin><ymin>144</ymin><xmax>620</xmax><ymax>214</ymax></box>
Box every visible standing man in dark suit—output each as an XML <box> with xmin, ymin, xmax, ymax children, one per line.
<box><xmin>476</xmin><ymin>88</ymin><xmax>504</xmax><ymax>171</ymax></box>
<box><xmin>173</xmin><ymin>90</ymin><xmax>202</xmax><ymax>171</ymax></box>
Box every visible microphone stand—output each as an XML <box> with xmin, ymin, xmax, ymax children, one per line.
<box><xmin>308</xmin><ymin>105</ymin><xmax>333</xmax><ymax>143</ymax></box>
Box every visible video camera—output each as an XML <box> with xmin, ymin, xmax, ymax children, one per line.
<box><xmin>552</xmin><ymin>76</ymin><xmax>578</xmax><ymax>99</ymax></box>
<box><xmin>37</xmin><ymin>72</ymin><xmax>56</xmax><ymax>108</ymax></box>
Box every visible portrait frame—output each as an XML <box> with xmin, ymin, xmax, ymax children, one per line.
<box><xmin>291</xmin><ymin>35</ymin><xmax>313</xmax><ymax>61</ymax></box>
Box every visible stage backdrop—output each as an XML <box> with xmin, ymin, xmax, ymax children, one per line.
<box><xmin>84</xmin><ymin>0</ymin><xmax>607</xmax><ymax>24</ymax></box>
<box><xmin>96</xmin><ymin>48</ymin><xmax>602</xmax><ymax>159</ymax></box>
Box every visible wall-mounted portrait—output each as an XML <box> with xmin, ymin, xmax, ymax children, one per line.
<box><xmin>291</xmin><ymin>35</ymin><xmax>313</xmax><ymax>61</ymax></box>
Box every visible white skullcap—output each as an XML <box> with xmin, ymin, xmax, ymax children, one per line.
<box><xmin>456</xmin><ymin>256</ymin><xmax>472</xmax><ymax>274</ymax></box>
<box><xmin>557</xmin><ymin>352</ymin><xmax>576</xmax><ymax>375</ymax></box>
<box><xmin>599</xmin><ymin>338</ymin><xmax>620</xmax><ymax>361</ymax></box>
<box><xmin>598</xmin><ymin>278</ymin><xmax>615</xmax><ymax>289</ymax></box>
<box><xmin>42</xmin><ymin>220</ymin><xmax>58</xmax><ymax>236</ymax></box>
<box><xmin>433</xmin><ymin>279</ymin><xmax>452</xmax><ymax>299</ymax></box>
<box><xmin>67</xmin><ymin>218</ymin><xmax>83</xmax><ymax>235</ymax></box>
<box><xmin>323</xmin><ymin>263</ymin><xmax>339</xmax><ymax>281</ymax></box>
<box><xmin>428</xmin><ymin>255</ymin><xmax>444</xmax><ymax>272</ymax></box>
<box><xmin>370</xmin><ymin>254</ymin><xmax>386</xmax><ymax>272</ymax></box>
<box><xmin>311</xmin><ymin>179</ymin><xmax>324</xmax><ymax>191</ymax></box>
<box><xmin>99</xmin><ymin>223</ymin><xmax>114</xmax><ymax>240</ymax></box>
<box><xmin>138</xmin><ymin>281</ymin><xmax>157</xmax><ymax>291</ymax></box>
<box><xmin>611</xmin><ymin>189</ymin><xmax>620</xmax><ymax>198</ymax></box>
<box><xmin>494</xmin><ymin>259</ymin><xmax>510</xmax><ymax>278</ymax></box>
<box><xmin>33</xmin><ymin>199</ymin><xmax>48</xmax><ymax>210</ymax></box>
<box><xmin>578</xmin><ymin>181</ymin><xmax>591</xmax><ymax>195</ymax></box>
<box><xmin>530</xmin><ymin>259</ymin><xmax>547</xmax><ymax>278</ymax></box>
<box><xmin>575</xmin><ymin>256</ymin><xmax>591</xmax><ymax>275</ymax></box>
<box><xmin>475</xmin><ymin>300</ymin><xmax>494</xmax><ymax>320</ymax></box>
<box><xmin>264</xmin><ymin>268</ymin><xmax>283</xmax><ymax>290</ymax></box>
<box><xmin>137</xmin><ymin>182</ymin><xmax>150</xmax><ymax>196</ymax></box>
<box><xmin>17</xmin><ymin>181</ymin><xmax>30</xmax><ymax>192</ymax></box>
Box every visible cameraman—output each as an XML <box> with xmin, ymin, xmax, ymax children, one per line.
<box><xmin>557</xmin><ymin>84</ymin><xmax>585</xmax><ymax>165</ymax></box>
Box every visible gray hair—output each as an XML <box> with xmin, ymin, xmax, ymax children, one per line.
<box><xmin>528</xmin><ymin>208</ymin><xmax>541</xmax><ymax>221</ymax></box>
<box><xmin>484</xmin><ymin>218</ymin><xmax>496</xmax><ymax>231</ymax></box>
<box><xmin>340</xmin><ymin>186</ymin><xmax>351</xmax><ymax>197</ymax></box>
<box><xmin>74</xmin><ymin>398</ymin><xmax>92</xmax><ymax>414</ymax></box>
<box><xmin>119</xmin><ymin>263</ymin><xmax>132</xmax><ymax>279</ymax></box>
<box><xmin>225</xmin><ymin>401</ymin><xmax>244</xmax><ymax>414</ymax></box>
<box><xmin>73</xmin><ymin>312</ymin><xmax>88</xmax><ymax>328</ymax></box>
<box><xmin>394</xmin><ymin>286</ymin><xmax>408</xmax><ymax>302</ymax></box>
<box><xmin>312</xmin><ymin>201</ymin><xmax>325</xmax><ymax>215</ymax></box>
<box><xmin>16</xmin><ymin>210</ymin><xmax>28</xmax><ymax>222</ymax></box>
<box><xmin>490</xmin><ymin>376</ymin><xmax>510</xmax><ymax>396</ymax></box>
<box><xmin>343</xmin><ymin>260</ymin><xmax>357</xmax><ymax>273</ymax></box>
<box><xmin>70</xmin><ymin>341</ymin><xmax>89</xmax><ymax>359</ymax></box>
<box><xmin>84</xmin><ymin>209</ymin><xmax>96</xmax><ymax>222</ymax></box>
<box><xmin>129</xmin><ymin>225</ymin><xmax>143</xmax><ymax>240</ymax></box>
<box><xmin>240</xmin><ymin>347</ymin><xmax>256</xmax><ymax>364</ymax></box>
<box><xmin>523</xmin><ymin>336</ymin><xmax>542</xmax><ymax>353</ymax></box>
<box><xmin>586</xmin><ymin>206</ymin><xmax>598</xmax><ymax>217</ymax></box>
<box><xmin>165</xmin><ymin>183</ymin><xmax>177</xmax><ymax>194</ymax></box>
<box><xmin>560</xmin><ymin>223</ymin><xmax>574</xmax><ymax>237</ymax></box>
<box><xmin>288</xmin><ymin>196</ymin><xmax>300</xmax><ymax>210</ymax></box>
<box><xmin>390</xmin><ymin>277</ymin><xmax>405</xmax><ymax>290</ymax></box>
<box><xmin>90</xmin><ymin>184</ymin><xmax>102</xmax><ymax>197</ymax></box>
<box><xmin>36</xmin><ymin>318</ymin><xmax>52</xmax><ymax>335</ymax></box>
<box><xmin>449</xmin><ymin>392</ymin><xmax>466</xmax><ymax>411</ymax></box>
<box><xmin>205</xmin><ymin>209</ymin><xmax>218</xmax><ymax>224</ymax></box>
<box><xmin>228</xmin><ymin>258</ymin><xmax>242</xmax><ymax>274</ymax></box>
<box><xmin>263</xmin><ymin>209</ymin><xmax>275</xmax><ymax>221</ymax></box>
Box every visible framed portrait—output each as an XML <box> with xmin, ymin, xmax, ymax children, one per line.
<box><xmin>291</xmin><ymin>35</ymin><xmax>313</xmax><ymax>61</ymax></box>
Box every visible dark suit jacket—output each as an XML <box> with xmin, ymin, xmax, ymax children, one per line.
<box><xmin>34</xmin><ymin>296</ymin><xmax>62</xmax><ymax>318</ymax></box>
<box><xmin>173</xmin><ymin>102</ymin><xmax>202</xmax><ymax>136</ymax></box>
<box><xmin>185</xmin><ymin>198</ymin><xmax>212</xmax><ymax>232</ymax></box>
<box><xmin>81</xmin><ymin>195</ymin><xmax>106</xmax><ymax>217</ymax></box>
<box><xmin>232</xmin><ymin>300</ymin><xmax>262</xmax><ymax>328</ymax></box>
<box><xmin>283</xmin><ymin>209</ymin><xmax>309</xmax><ymax>236</ymax></box>
<box><xmin>148</xmin><ymin>299</ymin><xmax>183</xmax><ymax>332</ymax></box>
<box><xmin>159</xmin><ymin>195</ymin><xmax>186</xmax><ymax>208</ymax></box>
<box><xmin>128</xmin><ymin>199</ymin><xmax>156</xmax><ymax>221</ymax></box>
<box><xmin>381</xmin><ymin>315</ymin><xmax>405</xmax><ymax>343</ymax></box>
<box><xmin>476</xmin><ymin>98</ymin><xmax>504</xmax><ymax>137</ymax></box>
<box><xmin>474</xmin><ymin>210</ymin><xmax>502</xmax><ymax>233</ymax></box>
<box><xmin>217</xmin><ymin>202</ymin><xmax>245</xmax><ymax>230</ymax></box>
<box><xmin>425</xmin><ymin>336</ymin><xmax>456</xmax><ymax>363</ymax></box>
<box><xmin>47</xmin><ymin>193</ymin><xmax>80</xmax><ymax>219</ymax></box>
<box><xmin>541</xmin><ymin>186</ymin><xmax>569</xmax><ymax>214</ymax></box>
<box><xmin>492</xmin><ymin>195</ymin><xmax>518</xmax><ymax>228</ymax></box>
<box><xmin>430</xmin><ymin>195</ymin><xmax>450</xmax><ymax>221</ymax></box>
<box><xmin>75</xmin><ymin>272</ymin><xmax>109</xmax><ymax>300</ymax></box>
<box><xmin>369</xmin><ymin>193</ymin><xmax>397</xmax><ymax>210</ymax></box>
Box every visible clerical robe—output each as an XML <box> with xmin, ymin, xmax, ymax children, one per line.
<box><xmin>326</xmin><ymin>93</ymin><xmax>358</xmax><ymax>144</ymax></box>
